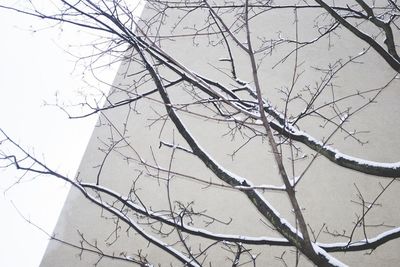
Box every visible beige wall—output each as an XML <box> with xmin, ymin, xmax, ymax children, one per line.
<box><xmin>41</xmin><ymin>1</ymin><xmax>400</xmax><ymax>266</ymax></box>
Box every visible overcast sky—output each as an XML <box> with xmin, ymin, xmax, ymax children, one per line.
<box><xmin>0</xmin><ymin>2</ymin><xmax>144</xmax><ymax>266</ymax></box>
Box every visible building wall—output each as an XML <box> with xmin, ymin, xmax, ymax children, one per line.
<box><xmin>40</xmin><ymin>1</ymin><xmax>400</xmax><ymax>266</ymax></box>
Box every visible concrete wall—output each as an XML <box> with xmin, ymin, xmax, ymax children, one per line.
<box><xmin>40</xmin><ymin>1</ymin><xmax>400</xmax><ymax>266</ymax></box>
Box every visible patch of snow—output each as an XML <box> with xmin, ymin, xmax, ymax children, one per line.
<box><xmin>313</xmin><ymin>244</ymin><xmax>348</xmax><ymax>267</ymax></box>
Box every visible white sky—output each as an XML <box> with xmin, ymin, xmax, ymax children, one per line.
<box><xmin>0</xmin><ymin>2</ymin><xmax>143</xmax><ymax>266</ymax></box>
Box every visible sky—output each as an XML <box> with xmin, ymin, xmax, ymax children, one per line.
<box><xmin>0</xmin><ymin>2</ymin><xmax>142</xmax><ymax>266</ymax></box>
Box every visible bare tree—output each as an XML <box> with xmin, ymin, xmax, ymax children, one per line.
<box><xmin>1</xmin><ymin>0</ymin><xmax>400</xmax><ymax>266</ymax></box>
